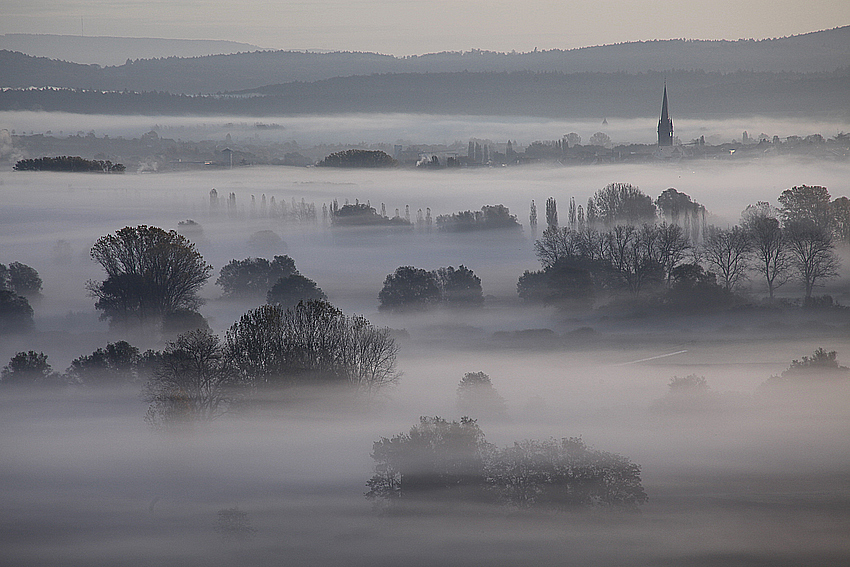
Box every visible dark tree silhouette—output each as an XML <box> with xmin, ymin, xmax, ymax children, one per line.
<box><xmin>1</xmin><ymin>351</ymin><xmax>59</xmax><ymax>386</ymax></box>
<box><xmin>14</xmin><ymin>155</ymin><xmax>125</xmax><ymax>173</ymax></box>
<box><xmin>266</xmin><ymin>274</ymin><xmax>327</xmax><ymax>309</ymax></box>
<box><xmin>592</xmin><ymin>183</ymin><xmax>656</xmax><ymax>227</ymax></box>
<box><xmin>702</xmin><ymin>226</ymin><xmax>753</xmax><ymax>292</ymax></box>
<box><xmin>144</xmin><ymin>329</ymin><xmax>239</xmax><ymax>427</ymax></box>
<box><xmin>88</xmin><ymin>226</ymin><xmax>212</xmax><ymax>326</ymax></box>
<box><xmin>778</xmin><ymin>185</ymin><xmax>834</xmax><ymax>232</ymax></box>
<box><xmin>66</xmin><ymin>341</ymin><xmax>141</xmax><ymax>386</ymax></box>
<box><xmin>434</xmin><ymin>265</ymin><xmax>484</xmax><ymax>306</ymax></box>
<box><xmin>378</xmin><ymin>266</ymin><xmax>442</xmax><ymax>312</ymax></box>
<box><xmin>226</xmin><ymin>301</ymin><xmax>399</xmax><ymax>392</ymax></box>
<box><xmin>0</xmin><ymin>290</ymin><xmax>34</xmax><ymax>334</ymax></box>
<box><xmin>317</xmin><ymin>149</ymin><xmax>397</xmax><ymax>168</ymax></box>
<box><xmin>216</xmin><ymin>255</ymin><xmax>297</xmax><ymax>298</ymax></box>
<box><xmin>0</xmin><ymin>262</ymin><xmax>42</xmax><ymax>297</ymax></box>
<box><xmin>784</xmin><ymin>222</ymin><xmax>840</xmax><ymax>301</ymax></box>
<box><xmin>743</xmin><ymin>211</ymin><xmax>791</xmax><ymax>299</ymax></box>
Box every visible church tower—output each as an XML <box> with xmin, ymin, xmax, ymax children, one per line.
<box><xmin>657</xmin><ymin>83</ymin><xmax>673</xmax><ymax>146</ymax></box>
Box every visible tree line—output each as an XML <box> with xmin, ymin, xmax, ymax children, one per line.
<box><xmin>522</xmin><ymin>183</ymin><xmax>845</xmax><ymax>308</ymax></box>
<box><xmin>13</xmin><ymin>155</ymin><xmax>125</xmax><ymax>172</ymax></box>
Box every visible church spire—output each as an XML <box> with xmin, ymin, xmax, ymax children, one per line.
<box><xmin>657</xmin><ymin>83</ymin><xmax>673</xmax><ymax>146</ymax></box>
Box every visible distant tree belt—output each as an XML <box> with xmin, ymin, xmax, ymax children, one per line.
<box><xmin>317</xmin><ymin>149</ymin><xmax>396</xmax><ymax>168</ymax></box>
<box><xmin>13</xmin><ymin>156</ymin><xmax>125</xmax><ymax>172</ymax></box>
<box><xmin>0</xmin><ymin>68</ymin><xmax>847</xmax><ymax>117</ymax></box>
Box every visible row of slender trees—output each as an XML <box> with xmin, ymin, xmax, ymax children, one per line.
<box><xmin>526</xmin><ymin>184</ymin><xmax>844</xmax><ymax>303</ymax></box>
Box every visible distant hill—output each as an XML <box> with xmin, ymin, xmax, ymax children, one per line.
<box><xmin>0</xmin><ymin>27</ymin><xmax>848</xmax><ymax>95</ymax></box>
<box><xmin>0</xmin><ymin>34</ymin><xmax>262</xmax><ymax>66</ymax></box>
<box><xmin>2</xmin><ymin>69</ymin><xmax>847</xmax><ymax>120</ymax></box>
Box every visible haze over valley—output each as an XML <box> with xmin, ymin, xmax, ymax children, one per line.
<box><xmin>2</xmin><ymin>13</ymin><xmax>850</xmax><ymax>566</ymax></box>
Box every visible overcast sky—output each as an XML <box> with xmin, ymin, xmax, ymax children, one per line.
<box><xmin>2</xmin><ymin>0</ymin><xmax>848</xmax><ymax>55</ymax></box>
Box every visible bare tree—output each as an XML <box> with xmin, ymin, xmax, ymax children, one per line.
<box><xmin>744</xmin><ymin>214</ymin><xmax>791</xmax><ymax>300</ymax></box>
<box><xmin>144</xmin><ymin>329</ymin><xmax>239</xmax><ymax>427</ymax></box>
<box><xmin>655</xmin><ymin>223</ymin><xmax>691</xmax><ymax>286</ymax></box>
<box><xmin>226</xmin><ymin>301</ymin><xmax>399</xmax><ymax>392</ymax></box>
<box><xmin>702</xmin><ymin>226</ymin><xmax>753</xmax><ymax>292</ymax></box>
<box><xmin>784</xmin><ymin>223</ymin><xmax>840</xmax><ymax>301</ymax></box>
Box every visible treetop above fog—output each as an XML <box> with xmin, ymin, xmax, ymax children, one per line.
<box><xmin>13</xmin><ymin>155</ymin><xmax>125</xmax><ymax>173</ymax></box>
<box><xmin>317</xmin><ymin>149</ymin><xmax>397</xmax><ymax>168</ymax></box>
<box><xmin>88</xmin><ymin>225</ymin><xmax>212</xmax><ymax>327</ymax></box>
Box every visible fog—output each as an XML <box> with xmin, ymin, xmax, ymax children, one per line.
<box><xmin>2</xmin><ymin>117</ymin><xmax>850</xmax><ymax>565</ymax></box>
<box><xmin>4</xmin><ymin>111</ymin><xmax>849</xmax><ymax>148</ymax></box>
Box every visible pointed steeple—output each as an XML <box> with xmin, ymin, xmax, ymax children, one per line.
<box><xmin>657</xmin><ymin>83</ymin><xmax>673</xmax><ymax>146</ymax></box>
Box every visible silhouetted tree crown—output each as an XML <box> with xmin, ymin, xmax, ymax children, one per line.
<box><xmin>14</xmin><ymin>155</ymin><xmax>125</xmax><ymax>173</ymax></box>
<box><xmin>88</xmin><ymin>225</ymin><xmax>212</xmax><ymax>326</ymax></box>
<box><xmin>317</xmin><ymin>149</ymin><xmax>397</xmax><ymax>168</ymax></box>
<box><xmin>66</xmin><ymin>341</ymin><xmax>141</xmax><ymax>386</ymax></box>
<box><xmin>0</xmin><ymin>289</ymin><xmax>34</xmax><ymax>334</ymax></box>
<box><xmin>379</xmin><ymin>266</ymin><xmax>442</xmax><ymax>312</ymax></box>
<box><xmin>367</xmin><ymin>417</ymin><xmax>647</xmax><ymax>509</ymax></box>
<box><xmin>0</xmin><ymin>262</ymin><xmax>42</xmax><ymax>297</ymax></box>
<box><xmin>216</xmin><ymin>255</ymin><xmax>297</xmax><ymax>298</ymax></box>
<box><xmin>225</xmin><ymin>300</ymin><xmax>399</xmax><ymax>391</ymax></box>
<box><xmin>266</xmin><ymin>274</ymin><xmax>327</xmax><ymax>309</ymax></box>
<box><xmin>1</xmin><ymin>351</ymin><xmax>59</xmax><ymax>386</ymax></box>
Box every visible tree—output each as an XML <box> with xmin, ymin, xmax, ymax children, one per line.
<box><xmin>743</xmin><ymin>212</ymin><xmax>791</xmax><ymax>299</ymax></box>
<box><xmin>656</xmin><ymin>188</ymin><xmax>700</xmax><ymax>226</ymax></box>
<box><xmin>545</xmin><ymin>197</ymin><xmax>558</xmax><ymax>230</ymax></box>
<box><xmin>161</xmin><ymin>308</ymin><xmax>210</xmax><ymax>337</ymax></box>
<box><xmin>457</xmin><ymin>372</ymin><xmax>509</xmax><ymax>421</ymax></box>
<box><xmin>517</xmin><ymin>260</ymin><xmax>595</xmax><ymax>307</ymax></box>
<box><xmin>589</xmin><ymin>132</ymin><xmax>612</xmax><ymax>148</ymax></box>
<box><xmin>366</xmin><ymin>417</ymin><xmax>491</xmax><ymax>503</ymax></box>
<box><xmin>602</xmin><ymin>224</ymin><xmax>663</xmax><ymax>294</ymax></box>
<box><xmin>701</xmin><ymin>226</ymin><xmax>753</xmax><ymax>292</ymax></box>
<box><xmin>778</xmin><ymin>185</ymin><xmax>833</xmax><ymax>231</ymax></box>
<box><xmin>0</xmin><ymin>289</ymin><xmax>34</xmax><ymax>334</ymax></box>
<box><xmin>216</xmin><ymin>255</ymin><xmax>297</xmax><ymax>299</ymax></box>
<box><xmin>434</xmin><ymin>266</ymin><xmax>484</xmax><ymax>307</ymax></box>
<box><xmin>225</xmin><ymin>301</ymin><xmax>399</xmax><ymax>392</ymax></box>
<box><xmin>831</xmin><ymin>196</ymin><xmax>850</xmax><ymax>245</ymax></box>
<box><xmin>266</xmin><ymin>274</ymin><xmax>327</xmax><ymax>309</ymax></box>
<box><xmin>317</xmin><ymin>149</ymin><xmax>397</xmax><ymax>168</ymax></box>
<box><xmin>488</xmin><ymin>437</ymin><xmax>647</xmax><ymax>509</ymax></box>
<box><xmin>762</xmin><ymin>348</ymin><xmax>850</xmax><ymax>388</ymax></box>
<box><xmin>378</xmin><ymin>266</ymin><xmax>442</xmax><ymax>312</ymax></box>
<box><xmin>784</xmin><ymin>222</ymin><xmax>840</xmax><ymax>301</ymax></box>
<box><xmin>14</xmin><ymin>155</ymin><xmax>125</xmax><ymax>173</ymax></box>
<box><xmin>565</xmin><ymin>132</ymin><xmax>581</xmax><ymax>147</ymax></box>
<box><xmin>655</xmin><ymin>223</ymin><xmax>691</xmax><ymax>286</ymax></box>
<box><xmin>88</xmin><ymin>226</ymin><xmax>212</xmax><ymax>326</ymax></box>
<box><xmin>66</xmin><ymin>341</ymin><xmax>140</xmax><ymax>386</ymax></box>
<box><xmin>144</xmin><ymin>329</ymin><xmax>239</xmax><ymax>427</ymax></box>
<box><xmin>0</xmin><ymin>262</ymin><xmax>42</xmax><ymax>297</ymax></box>
<box><xmin>592</xmin><ymin>183</ymin><xmax>656</xmax><ymax>227</ymax></box>
<box><xmin>663</xmin><ymin>263</ymin><xmax>735</xmax><ymax>313</ymax></box>
<box><xmin>366</xmin><ymin>418</ymin><xmax>648</xmax><ymax>510</ymax></box>
<box><xmin>1</xmin><ymin>351</ymin><xmax>59</xmax><ymax>386</ymax></box>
